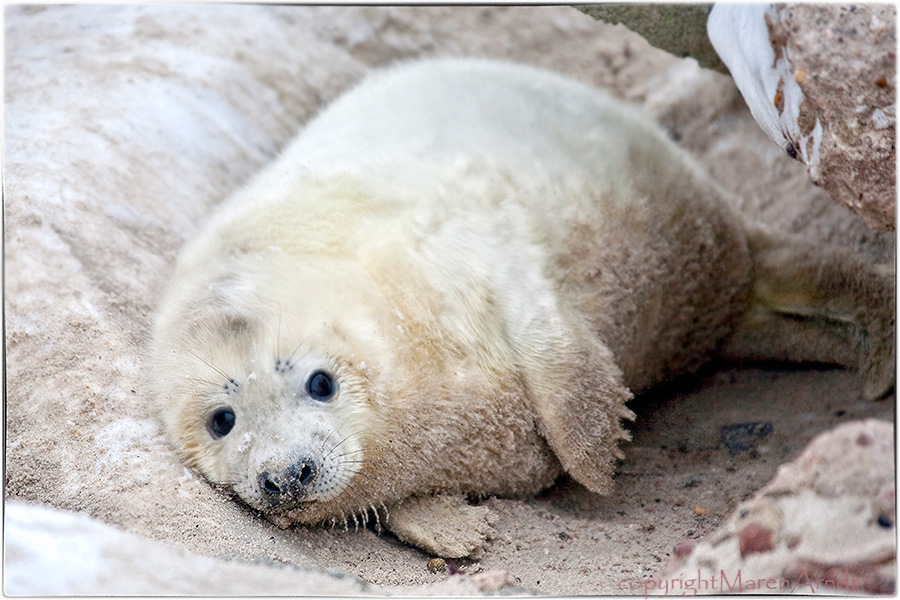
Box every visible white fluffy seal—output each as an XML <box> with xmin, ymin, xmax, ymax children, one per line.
<box><xmin>148</xmin><ymin>58</ymin><xmax>894</xmax><ymax>557</ymax></box>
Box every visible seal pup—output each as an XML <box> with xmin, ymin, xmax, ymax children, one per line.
<box><xmin>148</xmin><ymin>58</ymin><xmax>894</xmax><ymax>558</ymax></box>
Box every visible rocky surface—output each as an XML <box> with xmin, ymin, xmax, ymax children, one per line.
<box><xmin>4</xmin><ymin>501</ymin><xmax>379</xmax><ymax>596</ymax></box>
<box><xmin>769</xmin><ymin>4</ymin><xmax>896</xmax><ymax>232</ymax></box>
<box><xmin>653</xmin><ymin>419</ymin><xmax>895</xmax><ymax>595</ymax></box>
<box><xmin>709</xmin><ymin>4</ymin><xmax>896</xmax><ymax>231</ymax></box>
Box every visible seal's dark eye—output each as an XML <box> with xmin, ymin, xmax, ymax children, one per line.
<box><xmin>306</xmin><ymin>370</ymin><xmax>335</xmax><ymax>401</ymax></box>
<box><xmin>208</xmin><ymin>407</ymin><xmax>236</xmax><ymax>439</ymax></box>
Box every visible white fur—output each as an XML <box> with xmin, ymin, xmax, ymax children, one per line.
<box><xmin>149</xmin><ymin>58</ymin><xmax>748</xmax><ymax>531</ymax></box>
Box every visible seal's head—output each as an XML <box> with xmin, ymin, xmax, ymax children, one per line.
<box><xmin>149</xmin><ymin>238</ymin><xmax>399</xmax><ymax>523</ymax></box>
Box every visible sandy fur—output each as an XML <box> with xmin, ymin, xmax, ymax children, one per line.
<box><xmin>149</xmin><ymin>58</ymin><xmax>892</xmax><ymax>554</ymax></box>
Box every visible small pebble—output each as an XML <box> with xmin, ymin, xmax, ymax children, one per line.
<box><xmin>673</xmin><ymin>539</ymin><xmax>697</xmax><ymax>558</ymax></box>
<box><xmin>427</xmin><ymin>558</ymin><xmax>447</xmax><ymax>574</ymax></box>
<box><xmin>739</xmin><ymin>523</ymin><xmax>775</xmax><ymax>558</ymax></box>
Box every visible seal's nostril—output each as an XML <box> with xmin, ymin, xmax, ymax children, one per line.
<box><xmin>298</xmin><ymin>463</ymin><xmax>314</xmax><ymax>486</ymax></box>
<box><xmin>258</xmin><ymin>457</ymin><xmax>318</xmax><ymax>503</ymax></box>
<box><xmin>260</xmin><ymin>472</ymin><xmax>281</xmax><ymax>496</ymax></box>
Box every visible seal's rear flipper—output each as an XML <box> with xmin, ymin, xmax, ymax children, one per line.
<box><xmin>722</xmin><ymin>223</ymin><xmax>895</xmax><ymax>400</ymax></box>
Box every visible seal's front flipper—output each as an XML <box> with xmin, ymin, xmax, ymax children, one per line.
<box><xmin>513</xmin><ymin>309</ymin><xmax>635</xmax><ymax>496</ymax></box>
<box><xmin>723</xmin><ymin>224</ymin><xmax>895</xmax><ymax>400</ymax></box>
<box><xmin>382</xmin><ymin>494</ymin><xmax>496</xmax><ymax>558</ymax></box>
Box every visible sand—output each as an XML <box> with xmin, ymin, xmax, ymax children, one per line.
<box><xmin>4</xmin><ymin>5</ymin><xmax>894</xmax><ymax>595</ymax></box>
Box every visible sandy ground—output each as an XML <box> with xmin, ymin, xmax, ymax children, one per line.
<box><xmin>4</xmin><ymin>5</ymin><xmax>894</xmax><ymax>595</ymax></box>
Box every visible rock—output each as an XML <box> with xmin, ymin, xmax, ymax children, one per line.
<box><xmin>708</xmin><ymin>4</ymin><xmax>896</xmax><ymax>231</ymax></box>
<box><xmin>720</xmin><ymin>422</ymin><xmax>773</xmax><ymax>456</ymax></box>
<box><xmin>576</xmin><ymin>4</ymin><xmax>728</xmax><ymax>73</ymax></box>
<box><xmin>738</xmin><ymin>523</ymin><xmax>774</xmax><ymax>558</ymax></box>
<box><xmin>426</xmin><ymin>557</ymin><xmax>447</xmax><ymax>573</ymax></box>
<box><xmin>654</xmin><ymin>419</ymin><xmax>895</xmax><ymax>595</ymax></box>
<box><xmin>673</xmin><ymin>539</ymin><xmax>697</xmax><ymax>558</ymax></box>
<box><xmin>2</xmin><ymin>501</ymin><xmax>378</xmax><ymax>596</ymax></box>
<box><xmin>469</xmin><ymin>570</ymin><xmax>518</xmax><ymax>593</ymax></box>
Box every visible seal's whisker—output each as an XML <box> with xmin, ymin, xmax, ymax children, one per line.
<box><xmin>370</xmin><ymin>503</ymin><xmax>382</xmax><ymax>533</ymax></box>
<box><xmin>329</xmin><ymin>474</ymin><xmax>368</xmax><ymax>501</ymax></box>
<box><xmin>327</xmin><ymin>427</ymin><xmax>402</xmax><ymax>463</ymax></box>
<box><xmin>317</xmin><ymin>430</ymin><xmax>338</xmax><ymax>456</ymax></box>
<box><xmin>184</xmin><ymin>375</ymin><xmax>224</xmax><ymax>389</ymax></box>
<box><xmin>341</xmin><ymin>490</ymin><xmax>382</xmax><ymax>534</ymax></box>
<box><xmin>339</xmin><ymin>455</ymin><xmax>392</xmax><ymax>474</ymax></box>
<box><xmin>337</xmin><ymin>464</ymin><xmax>390</xmax><ymax>485</ymax></box>
<box><xmin>213</xmin><ymin>480</ymin><xmax>240</xmax><ymax>486</ymax></box>
<box><xmin>323</xmin><ymin>431</ymin><xmax>361</xmax><ymax>460</ymax></box>
<box><xmin>330</xmin><ymin>474</ymin><xmax>389</xmax><ymax>522</ymax></box>
<box><xmin>276</xmin><ymin>305</ymin><xmax>282</xmax><ymax>362</ymax></box>
<box><xmin>332</xmin><ymin>447</ymin><xmax>368</xmax><ymax>459</ymax></box>
<box><xmin>332</xmin><ymin>446</ymin><xmax>368</xmax><ymax>459</ymax></box>
<box><xmin>185</xmin><ymin>349</ymin><xmax>230</xmax><ymax>381</ymax></box>
<box><xmin>285</xmin><ymin>330</ymin><xmax>319</xmax><ymax>366</ymax></box>
<box><xmin>339</xmin><ymin>469</ymin><xmax>390</xmax><ymax>488</ymax></box>
<box><xmin>324</xmin><ymin>433</ymin><xmax>357</xmax><ymax>458</ymax></box>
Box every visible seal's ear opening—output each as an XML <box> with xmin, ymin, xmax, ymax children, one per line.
<box><xmin>523</xmin><ymin>327</ymin><xmax>634</xmax><ymax>495</ymax></box>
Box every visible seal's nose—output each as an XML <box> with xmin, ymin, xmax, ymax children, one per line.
<box><xmin>258</xmin><ymin>457</ymin><xmax>318</xmax><ymax>503</ymax></box>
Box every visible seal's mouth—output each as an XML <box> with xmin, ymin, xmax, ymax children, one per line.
<box><xmin>255</xmin><ymin>494</ymin><xmax>317</xmax><ymax>513</ymax></box>
<box><xmin>264</xmin><ymin>497</ymin><xmax>316</xmax><ymax>514</ymax></box>
<box><xmin>230</xmin><ymin>483</ymin><xmax>318</xmax><ymax>519</ymax></box>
